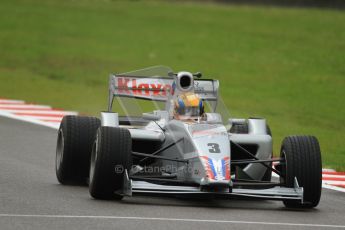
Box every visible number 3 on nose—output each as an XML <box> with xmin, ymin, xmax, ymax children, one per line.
<box><xmin>208</xmin><ymin>143</ymin><xmax>220</xmax><ymax>153</ymax></box>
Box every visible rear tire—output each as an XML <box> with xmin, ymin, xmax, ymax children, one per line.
<box><xmin>280</xmin><ymin>136</ymin><xmax>322</xmax><ymax>209</ymax></box>
<box><xmin>89</xmin><ymin>127</ymin><xmax>132</xmax><ymax>200</ymax></box>
<box><xmin>56</xmin><ymin>116</ymin><xmax>101</xmax><ymax>185</ymax></box>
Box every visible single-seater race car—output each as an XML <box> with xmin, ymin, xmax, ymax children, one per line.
<box><xmin>56</xmin><ymin>66</ymin><xmax>322</xmax><ymax>208</ymax></box>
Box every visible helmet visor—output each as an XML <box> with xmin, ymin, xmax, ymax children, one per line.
<box><xmin>177</xmin><ymin>106</ymin><xmax>201</xmax><ymax>117</ymax></box>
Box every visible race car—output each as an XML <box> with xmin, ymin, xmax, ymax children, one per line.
<box><xmin>55</xmin><ymin>66</ymin><xmax>322</xmax><ymax>209</ymax></box>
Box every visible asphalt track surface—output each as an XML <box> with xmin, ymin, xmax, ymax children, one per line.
<box><xmin>1</xmin><ymin>116</ymin><xmax>345</xmax><ymax>230</ymax></box>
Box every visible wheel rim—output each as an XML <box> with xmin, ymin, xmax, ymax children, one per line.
<box><xmin>56</xmin><ymin>129</ymin><xmax>64</xmax><ymax>172</ymax></box>
<box><xmin>89</xmin><ymin>134</ymin><xmax>98</xmax><ymax>183</ymax></box>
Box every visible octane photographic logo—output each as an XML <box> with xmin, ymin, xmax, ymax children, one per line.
<box><xmin>114</xmin><ymin>164</ymin><xmax>194</xmax><ymax>174</ymax></box>
<box><xmin>114</xmin><ymin>164</ymin><xmax>124</xmax><ymax>174</ymax></box>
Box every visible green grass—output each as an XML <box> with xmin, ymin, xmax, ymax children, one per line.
<box><xmin>0</xmin><ymin>0</ymin><xmax>344</xmax><ymax>170</ymax></box>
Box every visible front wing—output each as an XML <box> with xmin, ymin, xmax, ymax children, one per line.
<box><xmin>122</xmin><ymin>172</ymin><xmax>304</xmax><ymax>202</ymax></box>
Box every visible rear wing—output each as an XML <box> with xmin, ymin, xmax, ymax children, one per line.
<box><xmin>108</xmin><ymin>74</ymin><xmax>219</xmax><ymax>111</ymax></box>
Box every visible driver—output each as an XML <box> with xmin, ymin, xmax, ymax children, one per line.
<box><xmin>173</xmin><ymin>92</ymin><xmax>204</xmax><ymax>120</ymax></box>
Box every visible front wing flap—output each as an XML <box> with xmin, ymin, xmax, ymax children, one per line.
<box><xmin>129</xmin><ymin>180</ymin><xmax>303</xmax><ymax>202</ymax></box>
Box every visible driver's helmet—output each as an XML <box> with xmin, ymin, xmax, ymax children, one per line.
<box><xmin>174</xmin><ymin>92</ymin><xmax>204</xmax><ymax>119</ymax></box>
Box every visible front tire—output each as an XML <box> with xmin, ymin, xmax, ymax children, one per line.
<box><xmin>280</xmin><ymin>136</ymin><xmax>322</xmax><ymax>208</ymax></box>
<box><xmin>56</xmin><ymin>116</ymin><xmax>101</xmax><ymax>185</ymax></box>
<box><xmin>89</xmin><ymin>127</ymin><xmax>132</xmax><ymax>200</ymax></box>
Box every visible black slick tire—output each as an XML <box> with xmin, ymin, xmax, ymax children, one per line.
<box><xmin>280</xmin><ymin>136</ymin><xmax>322</xmax><ymax>209</ymax></box>
<box><xmin>89</xmin><ymin>127</ymin><xmax>132</xmax><ymax>200</ymax></box>
<box><xmin>56</xmin><ymin>115</ymin><xmax>101</xmax><ymax>185</ymax></box>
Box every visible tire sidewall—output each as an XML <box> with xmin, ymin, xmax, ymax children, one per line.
<box><xmin>89</xmin><ymin>127</ymin><xmax>132</xmax><ymax>199</ymax></box>
<box><xmin>280</xmin><ymin>136</ymin><xmax>322</xmax><ymax>208</ymax></box>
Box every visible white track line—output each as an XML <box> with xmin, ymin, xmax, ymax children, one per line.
<box><xmin>0</xmin><ymin>214</ymin><xmax>344</xmax><ymax>228</ymax></box>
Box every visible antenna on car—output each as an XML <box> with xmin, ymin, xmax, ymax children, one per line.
<box><xmin>168</xmin><ymin>72</ymin><xmax>177</xmax><ymax>77</ymax></box>
<box><xmin>193</xmin><ymin>72</ymin><xmax>202</xmax><ymax>78</ymax></box>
